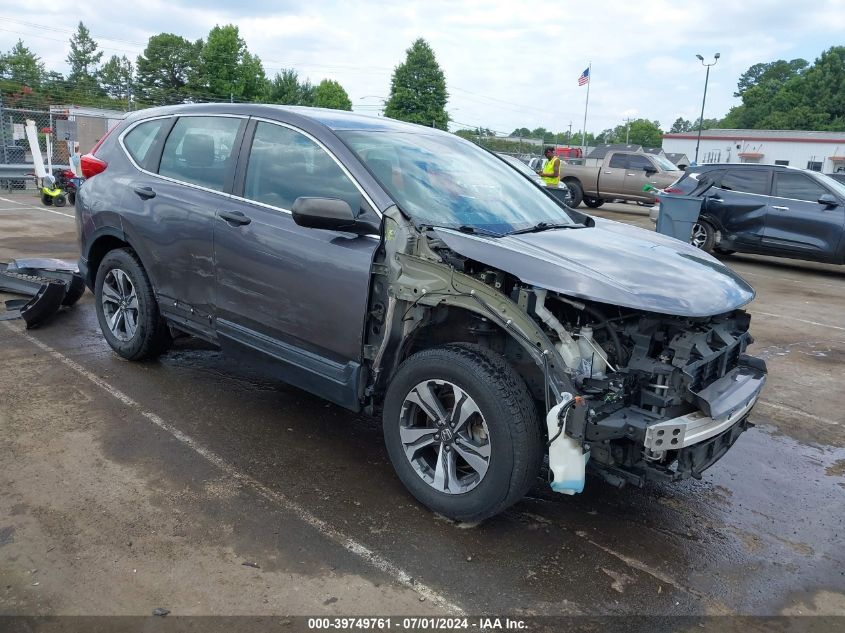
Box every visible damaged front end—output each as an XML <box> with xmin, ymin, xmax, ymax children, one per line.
<box><xmin>365</xmin><ymin>207</ymin><xmax>766</xmax><ymax>494</ymax></box>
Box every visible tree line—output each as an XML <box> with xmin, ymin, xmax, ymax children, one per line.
<box><xmin>465</xmin><ymin>46</ymin><xmax>844</xmax><ymax>149</ymax></box>
<box><xmin>0</xmin><ymin>22</ymin><xmax>354</xmax><ymax>111</ymax></box>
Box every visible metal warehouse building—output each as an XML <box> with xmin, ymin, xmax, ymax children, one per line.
<box><xmin>661</xmin><ymin>129</ymin><xmax>845</xmax><ymax>174</ymax></box>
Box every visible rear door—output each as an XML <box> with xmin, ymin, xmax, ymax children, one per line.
<box><xmin>704</xmin><ymin>168</ymin><xmax>772</xmax><ymax>248</ymax></box>
<box><xmin>120</xmin><ymin>114</ymin><xmax>246</xmax><ymax>332</ymax></box>
<box><xmin>599</xmin><ymin>152</ymin><xmax>627</xmax><ymax>198</ymax></box>
<box><xmin>763</xmin><ymin>170</ymin><xmax>845</xmax><ymax>261</ymax></box>
<box><xmin>212</xmin><ymin>118</ymin><xmax>380</xmax><ymax>409</ymax></box>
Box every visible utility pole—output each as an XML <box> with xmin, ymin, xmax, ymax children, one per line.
<box><xmin>567</xmin><ymin>122</ymin><xmax>572</xmax><ymax>147</ymax></box>
<box><xmin>624</xmin><ymin>117</ymin><xmax>632</xmax><ymax>144</ymax></box>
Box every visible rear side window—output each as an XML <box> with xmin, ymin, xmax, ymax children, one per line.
<box><xmin>775</xmin><ymin>172</ymin><xmax>828</xmax><ymax>202</ymax></box>
<box><xmin>124</xmin><ymin>119</ymin><xmax>166</xmax><ymax>167</ymax></box>
<box><xmin>608</xmin><ymin>154</ymin><xmax>627</xmax><ymax>169</ymax></box>
<box><xmin>717</xmin><ymin>169</ymin><xmax>770</xmax><ymax>195</ymax></box>
<box><xmin>159</xmin><ymin>116</ymin><xmax>242</xmax><ymax>192</ymax></box>
<box><xmin>243</xmin><ymin>122</ymin><xmax>362</xmax><ymax>213</ymax></box>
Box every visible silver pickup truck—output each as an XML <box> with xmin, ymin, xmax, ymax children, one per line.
<box><xmin>562</xmin><ymin>150</ymin><xmax>683</xmax><ymax>208</ymax></box>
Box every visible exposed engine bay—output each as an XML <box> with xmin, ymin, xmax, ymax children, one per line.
<box><xmin>365</xmin><ymin>206</ymin><xmax>767</xmax><ymax>493</ymax></box>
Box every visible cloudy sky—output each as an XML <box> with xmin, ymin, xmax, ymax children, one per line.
<box><xmin>1</xmin><ymin>0</ymin><xmax>843</xmax><ymax>135</ymax></box>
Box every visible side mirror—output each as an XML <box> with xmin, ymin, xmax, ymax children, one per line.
<box><xmin>643</xmin><ymin>166</ymin><xmax>657</xmax><ymax>175</ymax></box>
<box><xmin>291</xmin><ymin>197</ymin><xmax>380</xmax><ymax>236</ymax></box>
<box><xmin>818</xmin><ymin>193</ymin><xmax>839</xmax><ymax>208</ymax></box>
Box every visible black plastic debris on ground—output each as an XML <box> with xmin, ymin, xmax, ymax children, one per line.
<box><xmin>0</xmin><ymin>259</ymin><xmax>86</xmax><ymax>328</ymax></box>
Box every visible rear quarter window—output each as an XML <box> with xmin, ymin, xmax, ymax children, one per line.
<box><xmin>717</xmin><ymin>169</ymin><xmax>770</xmax><ymax>195</ymax></box>
<box><xmin>123</xmin><ymin>119</ymin><xmax>167</xmax><ymax>167</ymax></box>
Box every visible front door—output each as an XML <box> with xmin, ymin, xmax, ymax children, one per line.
<box><xmin>213</xmin><ymin>119</ymin><xmax>380</xmax><ymax>409</ymax></box>
<box><xmin>623</xmin><ymin>154</ymin><xmax>657</xmax><ymax>200</ymax></box>
<box><xmin>763</xmin><ymin>170</ymin><xmax>845</xmax><ymax>261</ymax></box>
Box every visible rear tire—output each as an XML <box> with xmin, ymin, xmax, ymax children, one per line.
<box><xmin>53</xmin><ymin>194</ymin><xmax>67</xmax><ymax>208</ymax></box>
<box><xmin>584</xmin><ymin>197</ymin><xmax>604</xmax><ymax>208</ymax></box>
<box><xmin>383</xmin><ymin>343</ymin><xmax>542</xmax><ymax>523</ymax></box>
<box><xmin>94</xmin><ymin>248</ymin><xmax>171</xmax><ymax>361</ymax></box>
<box><xmin>690</xmin><ymin>220</ymin><xmax>716</xmax><ymax>253</ymax></box>
<box><xmin>565</xmin><ymin>181</ymin><xmax>584</xmax><ymax>207</ymax></box>
<box><xmin>40</xmin><ymin>192</ymin><xmax>53</xmax><ymax>206</ymax></box>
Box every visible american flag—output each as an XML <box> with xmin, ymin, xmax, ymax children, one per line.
<box><xmin>578</xmin><ymin>67</ymin><xmax>590</xmax><ymax>86</ymax></box>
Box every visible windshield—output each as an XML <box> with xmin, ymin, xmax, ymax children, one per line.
<box><xmin>815</xmin><ymin>172</ymin><xmax>845</xmax><ymax>198</ymax></box>
<box><xmin>338</xmin><ymin>130</ymin><xmax>576</xmax><ymax>234</ymax></box>
<box><xmin>653</xmin><ymin>154</ymin><xmax>679</xmax><ymax>171</ymax></box>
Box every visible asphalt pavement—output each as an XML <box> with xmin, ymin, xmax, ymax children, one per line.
<box><xmin>1</xmin><ymin>192</ymin><xmax>843</xmax><ymax>618</ymax></box>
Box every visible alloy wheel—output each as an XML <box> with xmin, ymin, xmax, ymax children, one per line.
<box><xmin>690</xmin><ymin>222</ymin><xmax>708</xmax><ymax>249</ymax></box>
<box><xmin>101</xmin><ymin>268</ymin><xmax>139</xmax><ymax>342</ymax></box>
<box><xmin>399</xmin><ymin>379</ymin><xmax>491</xmax><ymax>495</ymax></box>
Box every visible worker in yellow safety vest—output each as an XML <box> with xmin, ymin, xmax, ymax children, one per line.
<box><xmin>537</xmin><ymin>146</ymin><xmax>561</xmax><ymax>187</ymax></box>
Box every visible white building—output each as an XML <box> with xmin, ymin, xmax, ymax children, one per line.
<box><xmin>661</xmin><ymin>129</ymin><xmax>845</xmax><ymax>174</ymax></box>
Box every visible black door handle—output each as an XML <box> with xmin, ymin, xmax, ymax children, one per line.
<box><xmin>133</xmin><ymin>185</ymin><xmax>156</xmax><ymax>199</ymax></box>
<box><xmin>219</xmin><ymin>210</ymin><xmax>252</xmax><ymax>226</ymax></box>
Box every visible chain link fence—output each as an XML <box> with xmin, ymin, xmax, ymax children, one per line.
<box><xmin>0</xmin><ymin>99</ymin><xmax>125</xmax><ymax>190</ymax></box>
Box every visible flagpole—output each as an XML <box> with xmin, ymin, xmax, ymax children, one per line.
<box><xmin>581</xmin><ymin>61</ymin><xmax>591</xmax><ymax>155</ymax></box>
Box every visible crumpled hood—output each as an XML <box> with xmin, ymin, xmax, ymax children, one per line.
<box><xmin>434</xmin><ymin>217</ymin><xmax>755</xmax><ymax>317</ymax></box>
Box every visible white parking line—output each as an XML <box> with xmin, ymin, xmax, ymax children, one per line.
<box><xmin>740</xmin><ymin>269</ymin><xmax>844</xmax><ymax>291</ymax></box>
<box><xmin>0</xmin><ymin>196</ymin><xmax>75</xmax><ymax>219</ymax></box>
<box><xmin>751</xmin><ymin>311</ymin><xmax>845</xmax><ymax>332</ymax></box>
<box><xmin>0</xmin><ymin>321</ymin><xmax>464</xmax><ymax>614</ymax></box>
<box><xmin>0</xmin><ymin>196</ymin><xmax>29</xmax><ymax>205</ymax></box>
<box><xmin>755</xmin><ymin>400</ymin><xmax>841</xmax><ymax>426</ymax></box>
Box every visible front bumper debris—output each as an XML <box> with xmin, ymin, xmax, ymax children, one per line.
<box><xmin>0</xmin><ymin>259</ymin><xmax>85</xmax><ymax>328</ymax></box>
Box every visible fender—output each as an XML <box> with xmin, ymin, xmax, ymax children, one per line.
<box><xmin>369</xmin><ymin>207</ymin><xmax>577</xmax><ymax>405</ymax></box>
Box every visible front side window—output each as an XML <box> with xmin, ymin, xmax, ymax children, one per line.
<box><xmin>243</xmin><ymin>122</ymin><xmax>363</xmax><ymax>213</ymax></box>
<box><xmin>627</xmin><ymin>154</ymin><xmax>654</xmax><ymax>171</ymax></box>
<box><xmin>159</xmin><ymin>116</ymin><xmax>241</xmax><ymax>192</ymax></box>
<box><xmin>775</xmin><ymin>172</ymin><xmax>828</xmax><ymax>203</ymax></box>
<box><xmin>124</xmin><ymin>118</ymin><xmax>166</xmax><ymax>167</ymax></box>
<box><xmin>339</xmin><ymin>130</ymin><xmax>577</xmax><ymax>234</ymax></box>
<box><xmin>718</xmin><ymin>169</ymin><xmax>770</xmax><ymax>195</ymax></box>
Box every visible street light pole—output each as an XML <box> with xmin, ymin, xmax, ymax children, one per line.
<box><xmin>694</xmin><ymin>53</ymin><xmax>720</xmax><ymax>164</ymax></box>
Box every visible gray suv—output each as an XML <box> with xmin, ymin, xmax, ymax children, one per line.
<box><xmin>77</xmin><ymin>104</ymin><xmax>766</xmax><ymax>522</ymax></box>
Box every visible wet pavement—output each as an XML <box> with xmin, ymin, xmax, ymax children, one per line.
<box><xmin>1</xmin><ymin>192</ymin><xmax>844</xmax><ymax>617</ymax></box>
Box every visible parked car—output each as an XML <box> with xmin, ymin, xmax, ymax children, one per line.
<box><xmin>660</xmin><ymin>164</ymin><xmax>845</xmax><ymax>263</ymax></box>
<box><xmin>77</xmin><ymin>104</ymin><xmax>766</xmax><ymax>522</ymax></box>
<box><xmin>496</xmin><ymin>153</ymin><xmax>572</xmax><ymax>206</ymax></box>
<box><xmin>561</xmin><ymin>150</ymin><xmax>683</xmax><ymax>208</ymax></box>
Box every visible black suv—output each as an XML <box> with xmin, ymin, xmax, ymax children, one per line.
<box><xmin>667</xmin><ymin>164</ymin><xmax>845</xmax><ymax>263</ymax></box>
<box><xmin>77</xmin><ymin>104</ymin><xmax>766</xmax><ymax>522</ymax></box>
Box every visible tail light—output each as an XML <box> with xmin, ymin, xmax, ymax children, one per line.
<box><xmin>81</xmin><ymin>154</ymin><xmax>108</xmax><ymax>178</ymax></box>
<box><xmin>664</xmin><ymin>187</ymin><xmax>683</xmax><ymax>194</ymax></box>
<box><xmin>80</xmin><ymin>124</ymin><xmax>118</xmax><ymax>179</ymax></box>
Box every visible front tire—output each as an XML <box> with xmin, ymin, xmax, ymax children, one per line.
<box><xmin>94</xmin><ymin>248</ymin><xmax>171</xmax><ymax>360</ymax></box>
<box><xmin>383</xmin><ymin>344</ymin><xmax>542</xmax><ymax>523</ymax></box>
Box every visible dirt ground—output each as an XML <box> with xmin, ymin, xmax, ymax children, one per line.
<box><xmin>1</xmin><ymin>192</ymin><xmax>843</xmax><ymax>619</ymax></box>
